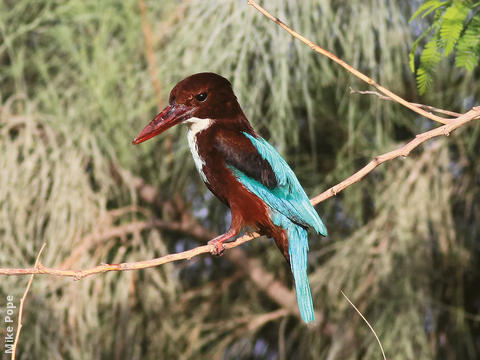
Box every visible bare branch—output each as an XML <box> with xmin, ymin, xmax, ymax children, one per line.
<box><xmin>246</xmin><ymin>0</ymin><xmax>451</xmax><ymax>125</ymax></box>
<box><xmin>0</xmin><ymin>233</ymin><xmax>259</xmax><ymax>280</ymax></box>
<box><xmin>310</xmin><ymin>107</ymin><xmax>480</xmax><ymax>204</ymax></box>
<box><xmin>11</xmin><ymin>242</ymin><xmax>47</xmax><ymax>360</ymax></box>
<box><xmin>1</xmin><ymin>107</ymin><xmax>478</xmax><ymax>280</ymax></box>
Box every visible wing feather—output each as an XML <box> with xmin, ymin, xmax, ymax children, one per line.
<box><xmin>220</xmin><ymin>131</ymin><xmax>327</xmax><ymax>236</ymax></box>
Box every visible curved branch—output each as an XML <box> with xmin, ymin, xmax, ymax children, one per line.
<box><xmin>310</xmin><ymin>107</ymin><xmax>480</xmax><ymax>204</ymax></box>
<box><xmin>247</xmin><ymin>0</ymin><xmax>451</xmax><ymax>125</ymax></box>
<box><xmin>1</xmin><ymin>107</ymin><xmax>478</xmax><ymax>279</ymax></box>
<box><xmin>0</xmin><ymin>233</ymin><xmax>260</xmax><ymax>280</ymax></box>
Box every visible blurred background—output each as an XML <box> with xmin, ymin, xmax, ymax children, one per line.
<box><xmin>0</xmin><ymin>0</ymin><xmax>479</xmax><ymax>359</ymax></box>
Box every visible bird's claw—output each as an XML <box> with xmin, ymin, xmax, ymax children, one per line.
<box><xmin>208</xmin><ymin>240</ymin><xmax>225</xmax><ymax>256</ymax></box>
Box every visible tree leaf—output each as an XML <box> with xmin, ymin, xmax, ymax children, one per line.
<box><xmin>440</xmin><ymin>2</ymin><xmax>471</xmax><ymax>55</ymax></box>
<box><xmin>417</xmin><ymin>39</ymin><xmax>442</xmax><ymax>94</ymax></box>
<box><xmin>410</xmin><ymin>0</ymin><xmax>449</xmax><ymax>22</ymax></box>
<box><xmin>455</xmin><ymin>15</ymin><xmax>480</xmax><ymax>70</ymax></box>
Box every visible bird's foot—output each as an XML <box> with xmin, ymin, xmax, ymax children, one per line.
<box><xmin>208</xmin><ymin>228</ymin><xmax>239</xmax><ymax>256</ymax></box>
<box><xmin>208</xmin><ymin>239</ymin><xmax>226</xmax><ymax>256</ymax></box>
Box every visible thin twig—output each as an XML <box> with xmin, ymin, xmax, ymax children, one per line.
<box><xmin>247</xmin><ymin>0</ymin><xmax>451</xmax><ymax>125</ymax></box>
<box><xmin>0</xmin><ymin>107</ymin><xmax>479</xmax><ymax>279</ymax></box>
<box><xmin>341</xmin><ymin>290</ymin><xmax>387</xmax><ymax>360</ymax></box>
<box><xmin>11</xmin><ymin>243</ymin><xmax>47</xmax><ymax>360</ymax></box>
<box><xmin>350</xmin><ymin>88</ymin><xmax>463</xmax><ymax>118</ymax></box>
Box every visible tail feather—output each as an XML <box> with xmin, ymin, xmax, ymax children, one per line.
<box><xmin>272</xmin><ymin>211</ymin><xmax>315</xmax><ymax>324</ymax></box>
<box><xmin>288</xmin><ymin>225</ymin><xmax>315</xmax><ymax>323</ymax></box>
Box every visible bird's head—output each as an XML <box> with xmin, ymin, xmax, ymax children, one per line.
<box><xmin>132</xmin><ymin>72</ymin><xmax>246</xmax><ymax>145</ymax></box>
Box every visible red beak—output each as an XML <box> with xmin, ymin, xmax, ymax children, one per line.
<box><xmin>132</xmin><ymin>104</ymin><xmax>193</xmax><ymax>145</ymax></box>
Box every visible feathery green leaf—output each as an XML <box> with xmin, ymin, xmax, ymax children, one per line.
<box><xmin>440</xmin><ymin>2</ymin><xmax>471</xmax><ymax>55</ymax></box>
<box><xmin>411</xmin><ymin>1</ymin><xmax>480</xmax><ymax>92</ymax></box>
<box><xmin>410</xmin><ymin>0</ymin><xmax>449</xmax><ymax>22</ymax></box>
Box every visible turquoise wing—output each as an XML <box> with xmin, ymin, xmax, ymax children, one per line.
<box><xmin>228</xmin><ymin>132</ymin><xmax>327</xmax><ymax>236</ymax></box>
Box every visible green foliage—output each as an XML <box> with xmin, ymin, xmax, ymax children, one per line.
<box><xmin>410</xmin><ymin>0</ymin><xmax>480</xmax><ymax>94</ymax></box>
<box><xmin>417</xmin><ymin>39</ymin><xmax>443</xmax><ymax>94</ymax></box>
<box><xmin>0</xmin><ymin>0</ymin><xmax>479</xmax><ymax>359</ymax></box>
<box><xmin>456</xmin><ymin>15</ymin><xmax>480</xmax><ymax>69</ymax></box>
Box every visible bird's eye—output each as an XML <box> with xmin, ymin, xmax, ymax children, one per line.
<box><xmin>195</xmin><ymin>92</ymin><xmax>207</xmax><ymax>102</ymax></box>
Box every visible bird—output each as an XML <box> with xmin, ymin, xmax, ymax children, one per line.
<box><xmin>132</xmin><ymin>73</ymin><xmax>327</xmax><ymax>323</ymax></box>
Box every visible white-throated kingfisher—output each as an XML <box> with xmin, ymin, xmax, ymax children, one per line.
<box><xmin>132</xmin><ymin>73</ymin><xmax>327</xmax><ymax>323</ymax></box>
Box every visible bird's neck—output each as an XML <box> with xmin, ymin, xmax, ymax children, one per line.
<box><xmin>185</xmin><ymin>116</ymin><xmax>257</xmax><ymax>187</ymax></box>
<box><xmin>186</xmin><ymin>117</ymin><xmax>213</xmax><ymax>183</ymax></box>
<box><xmin>186</xmin><ymin>113</ymin><xmax>256</xmax><ymax>139</ymax></box>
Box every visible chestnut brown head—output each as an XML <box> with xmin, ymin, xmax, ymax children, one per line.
<box><xmin>132</xmin><ymin>73</ymin><xmax>244</xmax><ymax>144</ymax></box>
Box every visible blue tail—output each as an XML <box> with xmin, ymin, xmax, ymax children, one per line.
<box><xmin>272</xmin><ymin>212</ymin><xmax>315</xmax><ymax>324</ymax></box>
<box><xmin>288</xmin><ymin>224</ymin><xmax>315</xmax><ymax>323</ymax></box>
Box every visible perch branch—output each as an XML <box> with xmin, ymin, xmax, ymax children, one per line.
<box><xmin>111</xmin><ymin>169</ymin><xmax>312</xmax><ymax>323</ymax></box>
<box><xmin>310</xmin><ymin>107</ymin><xmax>480</xmax><ymax>204</ymax></box>
<box><xmin>247</xmin><ymin>0</ymin><xmax>451</xmax><ymax>125</ymax></box>
<box><xmin>1</xmin><ymin>107</ymin><xmax>479</xmax><ymax>279</ymax></box>
<box><xmin>1</xmin><ymin>2</ymin><xmax>479</xmax><ymax>326</ymax></box>
<box><xmin>0</xmin><ymin>233</ymin><xmax>260</xmax><ymax>280</ymax></box>
<box><xmin>11</xmin><ymin>242</ymin><xmax>46</xmax><ymax>360</ymax></box>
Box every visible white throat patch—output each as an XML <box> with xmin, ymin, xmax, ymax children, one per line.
<box><xmin>186</xmin><ymin>117</ymin><xmax>212</xmax><ymax>182</ymax></box>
